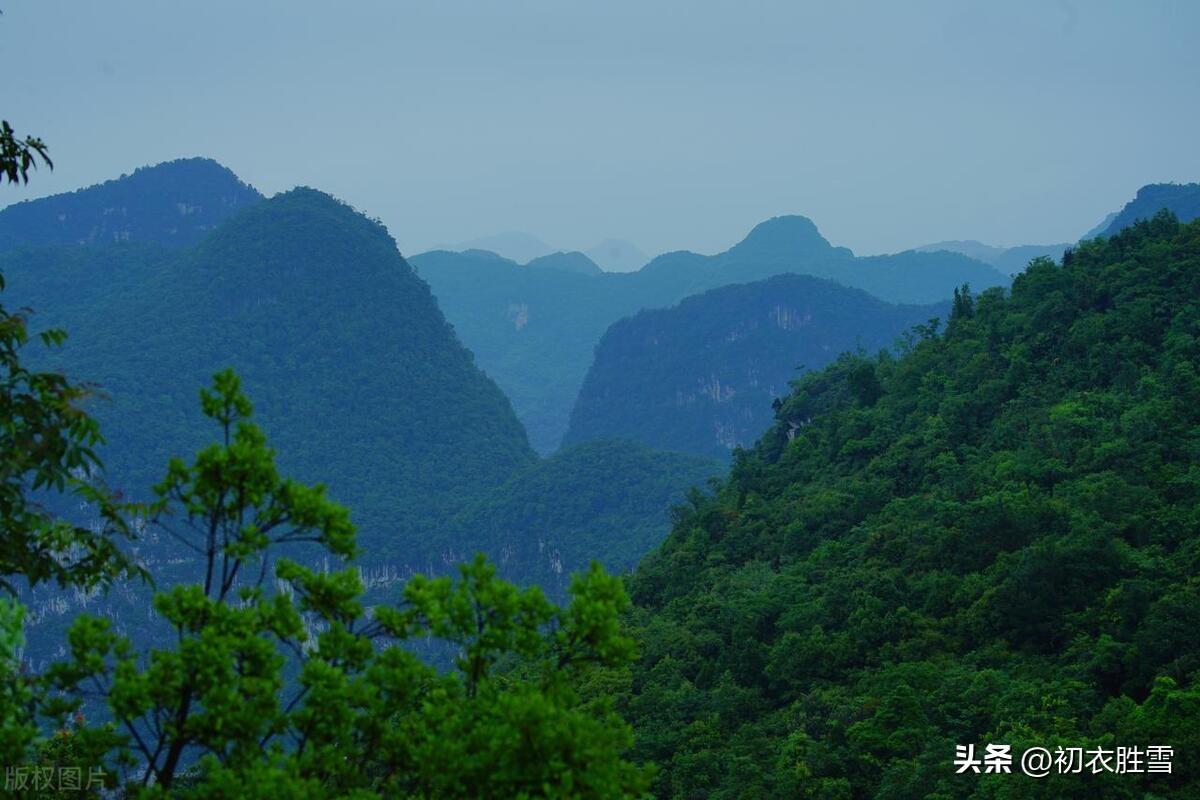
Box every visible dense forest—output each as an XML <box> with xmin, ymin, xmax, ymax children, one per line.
<box><xmin>3</xmin><ymin>140</ymin><xmax>1199</xmax><ymax>797</ymax></box>
<box><xmin>1</xmin><ymin>187</ymin><xmax>538</xmax><ymax>563</ymax></box>
<box><xmin>623</xmin><ymin>212</ymin><xmax>1200</xmax><ymax>798</ymax></box>
<box><xmin>443</xmin><ymin>439</ymin><xmax>722</xmax><ymax>593</ymax></box>
<box><xmin>564</xmin><ymin>274</ymin><xmax>948</xmax><ymax>460</ymax></box>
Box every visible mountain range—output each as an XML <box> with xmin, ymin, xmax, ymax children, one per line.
<box><xmin>0</xmin><ymin>163</ymin><xmax>725</xmax><ymax>603</ymax></box>
<box><xmin>414</xmin><ymin>216</ymin><xmax>1009</xmax><ymax>452</ymax></box>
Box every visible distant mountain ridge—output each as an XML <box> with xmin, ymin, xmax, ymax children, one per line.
<box><xmin>0</xmin><ymin>157</ymin><xmax>263</xmax><ymax>251</ymax></box>
<box><xmin>526</xmin><ymin>250</ymin><xmax>604</xmax><ymax>275</ymax></box>
<box><xmin>913</xmin><ymin>239</ymin><xmax>1071</xmax><ymax>275</ymax></box>
<box><xmin>911</xmin><ymin>180</ymin><xmax>1200</xmax><ymax>272</ymax></box>
<box><xmin>416</xmin><ymin>214</ymin><xmax>1007</xmax><ymax>453</ymax></box>
<box><xmin>1100</xmin><ymin>182</ymin><xmax>1200</xmax><ymax>237</ymax></box>
<box><xmin>584</xmin><ymin>238</ymin><xmax>646</xmax><ymax>272</ymax></box>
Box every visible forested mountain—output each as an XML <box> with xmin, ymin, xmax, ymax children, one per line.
<box><xmin>0</xmin><ymin>157</ymin><xmax>262</xmax><ymax>250</ymax></box>
<box><xmin>623</xmin><ymin>212</ymin><xmax>1200</xmax><ymax>798</ymax></box>
<box><xmin>415</xmin><ymin>216</ymin><xmax>1006</xmax><ymax>452</ymax></box>
<box><xmin>1100</xmin><ymin>181</ymin><xmax>1200</xmax><ymax>236</ymax></box>
<box><xmin>2</xmin><ymin>179</ymin><xmax>724</xmax><ymax>633</ymax></box>
<box><xmin>564</xmin><ymin>274</ymin><xmax>947</xmax><ymax>460</ymax></box>
<box><xmin>441</xmin><ymin>439</ymin><xmax>722</xmax><ymax>593</ymax></box>
<box><xmin>1</xmin><ymin>188</ymin><xmax>536</xmax><ymax>563</ymax></box>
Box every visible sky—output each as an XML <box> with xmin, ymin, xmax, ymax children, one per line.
<box><xmin>2</xmin><ymin>0</ymin><xmax>1198</xmax><ymax>259</ymax></box>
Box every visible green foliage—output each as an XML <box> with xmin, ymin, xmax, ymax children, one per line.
<box><xmin>0</xmin><ymin>188</ymin><xmax>537</xmax><ymax>565</ymax></box>
<box><xmin>0</xmin><ymin>271</ymin><xmax>140</xmax><ymax>594</ymax></box>
<box><xmin>0</xmin><ymin>120</ymin><xmax>52</xmax><ymax>185</ymax></box>
<box><xmin>624</xmin><ymin>212</ymin><xmax>1200</xmax><ymax>797</ymax></box>
<box><xmin>46</xmin><ymin>372</ymin><xmax>650</xmax><ymax>798</ymax></box>
<box><xmin>444</xmin><ymin>439</ymin><xmax>723</xmax><ymax>591</ymax></box>
<box><xmin>564</xmin><ymin>274</ymin><xmax>946</xmax><ymax>460</ymax></box>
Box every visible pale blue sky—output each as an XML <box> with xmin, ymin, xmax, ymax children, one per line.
<box><xmin>2</xmin><ymin>0</ymin><xmax>1198</xmax><ymax>258</ymax></box>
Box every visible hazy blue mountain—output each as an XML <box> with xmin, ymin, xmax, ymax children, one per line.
<box><xmin>2</xmin><ymin>188</ymin><xmax>537</xmax><ymax>565</ymax></box>
<box><xmin>1099</xmin><ymin>182</ymin><xmax>1200</xmax><ymax>237</ymax></box>
<box><xmin>915</xmin><ymin>239</ymin><xmax>1071</xmax><ymax>275</ymax></box>
<box><xmin>584</xmin><ymin>237</ymin><xmax>647</xmax><ymax>272</ymax></box>
<box><xmin>526</xmin><ymin>250</ymin><xmax>604</xmax><ymax>275</ymax></box>
<box><xmin>564</xmin><ymin>274</ymin><xmax>949</xmax><ymax>459</ymax></box>
<box><xmin>0</xmin><ymin>157</ymin><xmax>262</xmax><ymax>251</ymax></box>
<box><xmin>1083</xmin><ymin>211</ymin><xmax>1118</xmax><ymax>239</ymax></box>
<box><xmin>447</xmin><ymin>231</ymin><xmax>556</xmax><ymax>263</ymax></box>
<box><xmin>416</xmin><ymin>215</ymin><xmax>1007</xmax><ymax>453</ymax></box>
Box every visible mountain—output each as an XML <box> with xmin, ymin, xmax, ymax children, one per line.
<box><xmin>1</xmin><ymin>188</ymin><xmax>536</xmax><ymax>564</ymax></box>
<box><xmin>585</xmin><ymin>238</ymin><xmax>647</xmax><ymax>272</ymax></box>
<box><xmin>1083</xmin><ymin>211</ymin><xmax>1119</xmax><ymax>239</ymax></box>
<box><xmin>526</xmin><ymin>250</ymin><xmax>604</xmax><ymax>275</ymax></box>
<box><xmin>623</xmin><ymin>211</ymin><xmax>1200</xmax><ymax>797</ymax></box>
<box><xmin>439</xmin><ymin>439</ymin><xmax>722</xmax><ymax>594</ymax></box>
<box><xmin>415</xmin><ymin>215</ymin><xmax>1007</xmax><ymax>453</ymax></box>
<box><xmin>0</xmin><ymin>157</ymin><xmax>262</xmax><ymax>251</ymax></box>
<box><xmin>448</xmin><ymin>231</ymin><xmax>556</xmax><ymax>264</ymax></box>
<box><xmin>915</xmin><ymin>238</ymin><xmax>1071</xmax><ymax>275</ymax></box>
<box><xmin>564</xmin><ymin>274</ymin><xmax>948</xmax><ymax>459</ymax></box>
<box><xmin>1099</xmin><ymin>182</ymin><xmax>1200</xmax><ymax>237</ymax></box>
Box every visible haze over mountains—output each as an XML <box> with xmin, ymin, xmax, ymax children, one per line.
<box><xmin>443</xmin><ymin>232</ymin><xmax>649</xmax><ymax>272</ymax></box>
<box><xmin>909</xmin><ymin>181</ymin><xmax>1200</xmax><ymax>276</ymax></box>
<box><xmin>416</xmin><ymin>216</ymin><xmax>1009</xmax><ymax>452</ymax></box>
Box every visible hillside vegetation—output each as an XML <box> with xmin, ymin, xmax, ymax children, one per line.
<box><xmin>443</xmin><ymin>439</ymin><xmax>722</xmax><ymax>592</ymax></box>
<box><xmin>1</xmin><ymin>188</ymin><xmax>537</xmax><ymax>564</ymax></box>
<box><xmin>565</xmin><ymin>274</ymin><xmax>947</xmax><ymax>460</ymax></box>
<box><xmin>624</xmin><ymin>212</ymin><xmax>1200</xmax><ymax>798</ymax></box>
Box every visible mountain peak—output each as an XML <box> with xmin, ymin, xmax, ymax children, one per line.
<box><xmin>727</xmin><ymin>215</ymin><xmax>845</xmax><ymax>260</ymax></box>
<box><xmin>192</xmin><ymin>186</ymin><xmax>403</xmax><ymax>273</ymax></box>
<box><xmin>526</xmin><ymin>250</ymin><xmax>603</xmax><ymax>276</ymax></box>
<box><xmin>0</xmin><ymin>156</ymin><xmax>263</xmax><ymax>251</ymax></box>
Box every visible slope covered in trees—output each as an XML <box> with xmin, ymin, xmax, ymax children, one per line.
<box><xmin>415</xmin><ymin>216</ymin><xmax>1005</xmax><ymax>452</ymax></box>
<box><xmin>564</xmin><ymin>274</ymin><xmax>948</xmax><ymax>460</ymax></box>
<box><xmin>442</xmin><ymin>439</ymin><xmax>722</xmax><ymax>593</ymax></box>
<box><xmin>0</xmin><ymin>157</ymin><xmax>262</xmax><ymax>251</ymax></box>
<box><xmin>1</xmin><ymin>188</ymin><xmax>537</xmax><ymax>563</ymax></box>
<box><xmin>623</xmin><ymin>212</ymin><xmax>1200</xmax><ymax>798</ymax></box>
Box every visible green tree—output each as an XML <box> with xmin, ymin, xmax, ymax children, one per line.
<box><xmin>0</xmin><ymin>119</ymin><xmax>52</xmax><ymax>185</ymax></box>
<box><xmin>48</xmin><ymin>370</ymin><xmax>651</xmax><ymax>798</ymax></box>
